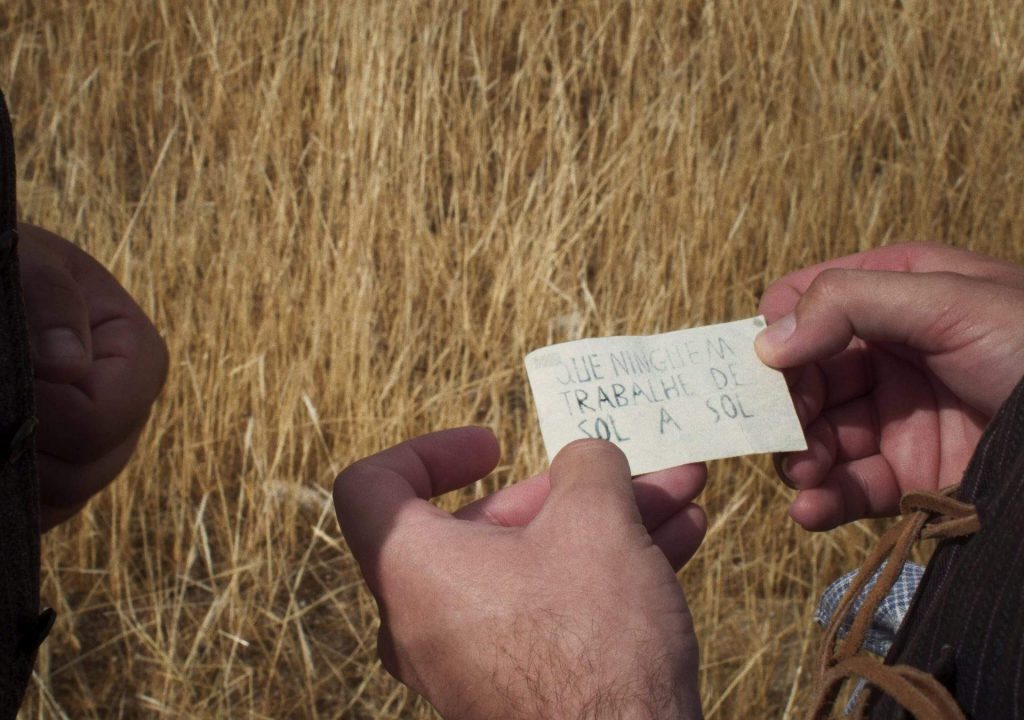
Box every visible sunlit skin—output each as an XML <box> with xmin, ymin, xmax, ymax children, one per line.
<box><xmin>757</xmin><ymin>243</ymin><xmax>1024</xmax><ymax>530</ymax></box>
<box><xmin>335</xmin><ymin>431</ymin><xmax>707</xmax><ymax>719</ymax></box>
<box><xmin>337</xmin><ymin>243</ymin><xmax>1024</xmax><ymax>718</ymax></box>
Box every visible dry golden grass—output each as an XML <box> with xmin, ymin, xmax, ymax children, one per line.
<box><xmin>4</xmin><ymin>1</ymin><xmax>1024</xmax><ymax>717</ymax></box>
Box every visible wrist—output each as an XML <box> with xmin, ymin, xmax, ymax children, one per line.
<box><xmin>568</xmin><ymin>667</ymin><xmax>703</xmax><ymax>720</ymax></box>
<box><xmin>431</xmin><ymin>622</ymin><xmax>701</xmax><ymax>720</ymax></box>
<box><xmin>569</xmin><ymin>689</ymin><xmax>701</xmax><ymax>720</ymax></box>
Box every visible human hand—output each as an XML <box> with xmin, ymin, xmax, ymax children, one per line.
<box><xmin>18</xmin><ymin>223</ymin><xmax>168</xmax><ymax>530</ymax></box>
<box><xmin>755</xmin><ymin>243</ymin><xmax>1024</xmax><ymax>531</ymax></box>
<box><xmin>334</xmin><ymin>427</ymin><xmax>707</xmax><ymax>719</ymax></box>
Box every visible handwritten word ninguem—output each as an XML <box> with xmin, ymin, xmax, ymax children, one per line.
<box><xmin>552</xmin><ymin>336</ymin><xmax>737</xmax><ymax>386</ymax></box>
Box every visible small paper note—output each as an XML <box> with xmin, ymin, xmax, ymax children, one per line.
<box><xmin>524</xmin><ymin>316</ymin><xmax>807</xmax><ymax>475</ymax></box>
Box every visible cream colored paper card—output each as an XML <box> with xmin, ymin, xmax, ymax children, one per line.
<box><xmin>525</xmin><ymin>316</ymin><xmax>807</xmax><ymax>475</ymax></box>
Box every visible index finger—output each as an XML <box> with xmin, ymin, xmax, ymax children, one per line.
<box><xmin>759</xmin><ymin>242</ymin><xmax>1024</xmax><ymax>320</ymax></box>
<box><xmin>333</xmin><ymin>426</ymin><xmax>500</xmax><ymax>582</ymax></box>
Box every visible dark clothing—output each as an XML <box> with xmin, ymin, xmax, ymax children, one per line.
<box><xmin>870</xmin><ymin>374</ymin><xmax>1024</xmax><ymax>718</ymax></box>
<box><xmin>0</xmin><ymin>90</ymin><xmax>43</xmax><ymax>718</ymax></box>
<box><xmin>0</xmin><ymin>84</ymin><xmax>1020</xmax><ymax>717</ymax></box>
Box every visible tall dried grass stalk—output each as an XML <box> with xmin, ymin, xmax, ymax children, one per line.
<box><xmin>3</xmin><ymin>1</ymin><xmax>1023</xmax><ymax>717</ymax></box>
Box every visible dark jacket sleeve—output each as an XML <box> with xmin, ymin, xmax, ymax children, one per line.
<box><xmin>0</xmin><ymin>89</ymin><xmax>45</xmax><ymax>719</ymax></box>
<box><xmin>869</xmin><ymin>373</ymin><xmax>1024</xmax><ymax>718</ymax></box>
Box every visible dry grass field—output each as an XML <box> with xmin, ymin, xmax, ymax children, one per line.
<box><xmin>4</xmin><ymin>1</ymin><xmax>1024</xmax><ymax>717</ymax></box>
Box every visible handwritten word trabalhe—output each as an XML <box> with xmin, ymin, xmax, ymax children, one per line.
<box><xmin>525</xmin><ymin>317</ymin><xmax>807</xmax><ymax>475</ymax></box>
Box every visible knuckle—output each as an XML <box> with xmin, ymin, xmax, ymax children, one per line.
<box><xmin>800</xmin><ymin>268</ymin><xmax>853</xmax><ymax>310</ymax></box>
<box><xmin>810</xmin><ymin>267</ymin><xmax>850</xmax><ymax>294</ymax></box>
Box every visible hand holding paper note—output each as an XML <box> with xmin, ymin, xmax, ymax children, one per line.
<box><xmin>525</xmin><ymin>316</ymin><xmax>807</xmax><ymax>475</ymax></box>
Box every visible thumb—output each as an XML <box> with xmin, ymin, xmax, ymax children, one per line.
<box><xmin>753</xmin><ymin>267</ymin><xmax>1023</xmax><ymax>414</ymax></box>
<box><xmin>20</xmin><ymin>254</ymin><xmax>92</xmax><ymax>383</ymax></box>
<box><xmin>755</xmin><ymin>268</ymin><xmax>993</xmax><ymax>364</ymax></box>
<box><xmin>540</xmin><ymin>439</ymin><xmax>642</xmax><ymax>529</ymax></box>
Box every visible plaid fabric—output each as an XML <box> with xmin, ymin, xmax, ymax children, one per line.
<box><xmin>815</xmin><ymin>561</ymin><xmax>925</xmax><ymax>657</ymax></box>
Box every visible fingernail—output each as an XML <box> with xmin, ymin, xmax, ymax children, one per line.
<box><xmin>772</xmin><ymin>452</ymin><xmax>795</xmax><ymax>488</ymax></box>
<box><xmin>755</xmin><ymin>312</ymin><xmax>796</xmax><ymax>350</ymax></box>
<box><xmin>37</xmin><ymin>328</ymin><xmax>86</xmax><ymax>363</ymax></box>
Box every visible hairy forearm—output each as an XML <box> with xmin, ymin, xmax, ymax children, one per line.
<box><xmin>432</xmin><ymin>615</ymin><xmax>702</xmax><ymax>720</ymax></box>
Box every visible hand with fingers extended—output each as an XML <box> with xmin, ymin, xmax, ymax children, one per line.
<box><xmin>333</xmin><ymin>428</ymin><xmax>707</xmax><ymax>720</ymax></box>
<box><xmin>755</xmin><ymin>243</ymin><xmax>1024</xmax><ymax>531</ymax></box>
<box><xmin>18</xmin><ymin>224</ymin><xmax>168</xmax><ymax>530</ymax></box>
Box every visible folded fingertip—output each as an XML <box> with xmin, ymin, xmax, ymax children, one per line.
<box><xmin>684</xmin><ymin>503</ymin><xmax>707</xmax><ymax>539</ymax></box>
<box><xmin>782</xmin><ymin>453</ymin><xmax>826</xmax><ymax>490</ymax></box>
<box><xmin>653</xmin><ymin>503</ymin><xmax>708</xmax><ymax>570</ymax></box>
<box><xmin>772</xmin><ymin>452</ymin><xmax>795</xmax><ymax>489</ymax></box>
<box><xmin>32</xmin><ymin>327</ymin><xmax>91</xmax><ymax>383</ymax></box>
<box><xmin>633</xmin><ymin>466</ymin><xmax>708</xmax><ymax>531</ymax></box>
<box><xmin>777</xmin><ymin>428</ymin><xmax>836</xmax><ymax>491</ymax></box>
<box><xmin>788</xmin><ymin>493</ymin><xmax>839</xmax><ymax>532</ymax></box>
<box><xmin>789</xmin><ymin>364</ymin><xmax>826</xmax><ymax>427</ymax></box>
<box><xmin>38</xmin><ymin>327</ymin><xmax>87</xmax><ymax>363</ymax></box>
